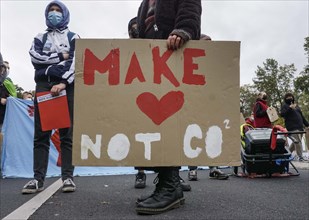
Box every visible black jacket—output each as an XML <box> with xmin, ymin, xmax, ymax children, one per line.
<box><xmin>137</xmin><ymin>0</ymin><xmax>201</xmax><ymax>41</ymax></box>
<box><xmin>280</xmin><ymin>103</ymin><xmax>309</xmax><ymax>131</ymax></box>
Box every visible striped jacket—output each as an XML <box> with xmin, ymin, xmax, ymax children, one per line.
<box><xmin>29</xmin><ymin>28</ymin><xmax>79</xmax><ymax>85</ymax></box>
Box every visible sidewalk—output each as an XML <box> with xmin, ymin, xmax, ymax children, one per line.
<box><xmin>291</xmin><ymin>151</ymin><xmax>309</xmax><ymax>170</ymax></box>
<box><xmin>290</xmin><ymin>161</ymin><xmax>309</xmax><ymax>169</ymax></box>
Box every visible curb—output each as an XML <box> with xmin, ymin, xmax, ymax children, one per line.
<box><xmin>290</xmin><ymin>161</ymin><xmax>309</xmax><ymax>170</ymax></box>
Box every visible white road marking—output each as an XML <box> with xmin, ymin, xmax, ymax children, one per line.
<box><xmin>2</xmin><ymin>178</ymin><xmax>62</xmax><ymax>220</ymax></box>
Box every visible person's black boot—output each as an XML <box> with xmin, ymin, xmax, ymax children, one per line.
<box><xmin>179</xmin><ymin>176</ymin><xmax>191</xmax><ymax>191</ymax></box>
<box><xmin>136</xmin><ymin>167</ymin><xmax>184</xmax><ymax>215</ymax></box>
<box><xmin>136</xmin><ymin>175</ymin><xmax>160</xmax><ymax>203</ymax></box>
<box><xmin>136</xmin><ymin>175</ymin><xmax>185</xmax><ymax>204</ymax></box>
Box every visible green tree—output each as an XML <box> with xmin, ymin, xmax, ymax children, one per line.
<box><xmin>240</xmin><ymin>84</ymin><xmax>256</xmax><ymax>117</ymax></box>
<box><xmin>15</xmin><ymin>84</ymin><xmax>24</xmax><ymax>99</ymax></box>
<box><xmin>294</xmin><ymin>36</ymin><xmax>309</xmax><ymax>119</ymax></box>
<box><xmin>294</xmin><ymin>72</ymin><xmax>309</xmax><ymax>95</ymax></box>
<box><xmin>253</xmin><ymin>58</ymin><xmax>296</xmax><ymax>111</ymax></box>
<box><xmin>294</xmin><ymin>36</ymin><xmax>309</xmax><ymax>94</ymax></box>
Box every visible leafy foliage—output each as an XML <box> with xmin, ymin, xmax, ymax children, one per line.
<box><xmin>240</xmin><ymin>84</ymin><xmax>256</xmax><ymax>117</ymax></box>
<box><xmin>294</xmin><ymin>37</ymin><xmax>309</xmax><ymax>97</ymax></box>
<box><xmin>14</xmin><ymin>84</ymin><xmax>24</xmax><ymax>99</ymax></box>
<box><xmin>252</xmin><ymin>58</ymin><xmax>296</xmax><ymax>111</ymax></box>
<box><xmin>241</xmin><ymin>37</ymin><xmax>309</xmax><ymax>124</ymax></box>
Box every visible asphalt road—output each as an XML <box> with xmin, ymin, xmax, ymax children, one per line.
<box><xmin>1</xmin><ymin>166</ymin><xmax>309</xmax><ymax>220</ymax></box>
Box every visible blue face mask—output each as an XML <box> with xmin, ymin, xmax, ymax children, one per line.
<box><xmin>48</xmin><ymin>11</ymin><xmax>63</xmax><ymax>26</ymax></box>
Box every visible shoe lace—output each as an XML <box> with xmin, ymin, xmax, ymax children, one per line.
<box><xmin>211</xmin><ymin>168</ymin><xmax>224</xmax><ymax>175</ymax></box>
<box><xmin>63</xmin><ymin>178</ymin><xmax>75</xmax><ymax>186</ymax></box>
<box><xmin>153</xmin><ymin>175</ymin><xmax>159</xmax><ymax>184</ymax></box>
<box><xmin>179</xmin><ymin>176</ymin><xmax>185</xmax><ymax>183</ymax></box>
<box><xmin>136</xmin><ymin>175</ymin><xmax>146</xmax><ymax>184</ymax></box>
<box><xmin>189</xmin><ymin>170</ymin><xmax>197</xmax><ymax>175</ymax></box>
<box><xmin>217</xmin><ymin>169</ymin><xmax>224</xmax><ymax>174</ymax></box>
<box><xmin>24</xmin><ymin>179</ymin><xmax>37</xmax><ymax>188</ymax></box>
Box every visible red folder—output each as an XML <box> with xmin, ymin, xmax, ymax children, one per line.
<box><xmin>36</xmin><ymin>90</ymin><xmax>71</xmax><ymax>131</ymax></box>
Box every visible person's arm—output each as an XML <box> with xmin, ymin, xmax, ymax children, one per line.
<box><xmin>298</xmin><ymin>108</ymin><xmax>309</xmax><ymax>127</ymax></box>
<box><xmin>167</xmin><ymin>0</ymin><xmax>201</xmax><ymax>50</ymax></box>
<box><xmin>67</xmin><ymin>33</ymin><xmax>79</xmax><ymax>60</ymax></box>
<box><xmin>44</xmin><ymin>60</ymin><xmax>69</xmax><ymax>74</ymax></box>
<box><xmin>50</xmin><ymin>34</ymin><xmax>79</xmax><ymax>96</ymax></box>
<box><xmin>29</xmin><ymin>33</ymin><xmax>66</xmax><ymax>66</ymax></box>
<box><xmin>0</xmin><ymin>87</ymin><xmax>9</xmax><ymax>105</ymax></box>
<box><xmin>58</xmin><ymin>34</ymin><xmax>79</xmax><ymax>85</ymax></box>
<box><xmin>60</xmin><ymin>34</ymin><xmax>79</xmax><ymax>85</ymax></box>
<box><xmin>280</xmin><ymin>103</ymin><xmax>292</xmax><ymax>117</ymax></box>
<box><xmin>36</xmin><ymin>58</ymin><xmax>73</xmax><ymax>81</ymax></box>
<box><xmin>303</xmin><ymin>117</ymin><xmax>309</xmax><ymax>128</ymax></box>
<box><xmin>34</xmin><ymin>61</ymin><xmax>71</xmax><ymax>96</ymax></box>
<box><xmin>38</xmin><ymin>33</ymin><xmax>78</xmax><ymax>83</ymax></box>
<box><xmin>49</xmin><ymin>58</ymin><xmax>75</xmax><ymax>96</ymax></box>
<box><xmin>172</xmin><ymin>0</ymin><xmax>201</xmax><ymax>40</ymax></box>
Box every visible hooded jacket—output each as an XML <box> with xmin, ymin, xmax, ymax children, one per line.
<box><xmin>137</xmin><ymin>0</ymin><xmax>201</xmax><ymax>41</ymax></box>
<box><xmin>253</xmin><ymin>98</ymin><xmax>272</xmax><ymax>128</ymax></box>
<box><xmin>29</xmin><ymin>0</ymin><xmax>79</xmax><ymax>85</ymax></box>
<box><xmin>280</xmin><ymin>96</ymin><xmax>309</xmax><ymax>131</ymax></box>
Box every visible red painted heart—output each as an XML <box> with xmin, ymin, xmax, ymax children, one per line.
<box><xmin>136</xmin><ymin>91</ymin><xmax>184</xmax><ymax>125</ymax></box>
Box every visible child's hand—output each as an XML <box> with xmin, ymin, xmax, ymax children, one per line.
<box><xmin>50</xmin><ymin>83</ymin><xmax>66</xmax><ymax>96</ymax></box>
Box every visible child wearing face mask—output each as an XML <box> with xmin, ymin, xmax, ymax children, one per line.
<box><xmin>280</xmin><ymin>92</ymin><xmax>309</xmax><ymax>162</ymax></box>
<box><xmin>253</xmin><ymin>91</ymin><xmax>272</xmax><ymax>128</ymax></box>
<box><xmin>22</xmin><ymin>0</ymin><xmax>79</xmax><ymax>194</ymax></box>
<box><xmin>22</xmin><ymin>91</ymin><xmax>33</xmax><ymax>101</ymax></box>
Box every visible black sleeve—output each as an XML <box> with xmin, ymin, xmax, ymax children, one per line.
<box><xmin>280</xmin><ymin>104</ymin><xmax>291</xmax><ymax>117</ymax></box>
<box><xmin>35</xmin><ymin>61</ymin><xmax>72</xmax><ymax>79</ymax></box>
<box><xmin>0</xmin><ymin>86</ymin><xmax>10</xmax><ymax>99</ymax></box>
<box><xmin>172</xmin><ymin>0</ymin><xmax>202</xmax><ymax>41</ymax></box>
<box><xmin>298</xmin><ymin>108</ymin><xmax>309</xmax><ymax>127</ymax></box>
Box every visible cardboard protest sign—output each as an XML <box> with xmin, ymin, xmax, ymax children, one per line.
<box><xmin>73</xmin><ymin>39</ymin><xmax>240</xmax><ymax>166</ymax></box>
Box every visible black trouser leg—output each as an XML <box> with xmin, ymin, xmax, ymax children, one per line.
<box><xmin>59</xmin><ymin>84</ymin><xmax>74</xmax><ymax>181</ymax></box>
<box><xmin>188</xmin><ymin>166</ymin><xmax>197</xmax><ymax>170</ymax></box>
<box><xmin>33</xmin><ymin>82</ymin><xmax>52</xmax><ymax>183</ymax></box>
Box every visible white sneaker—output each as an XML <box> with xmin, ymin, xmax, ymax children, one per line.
<box><xmin>188</xmin><ymin>169</ymin><xmax>198</xmax><ymax>181</ymax></box>
<box><xmin>22</xmin><ymin>179</ymin><xmax>44</xmax><ymax>194</ymax></box>
<box><xmin>298</xmin><ymin>156</ymin><xmax>309</xmax><ymax>162</ymax></box>
<box><xmin>62</xmin><ymin>178</ymin><xmax>76</xmax><ymax>192</ymax></box>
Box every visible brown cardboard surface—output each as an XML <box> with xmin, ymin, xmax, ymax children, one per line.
<box><xmin>73</xmin><ymin>39</ymin><xmax>240</xmax><ymax>166</ymax></box>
